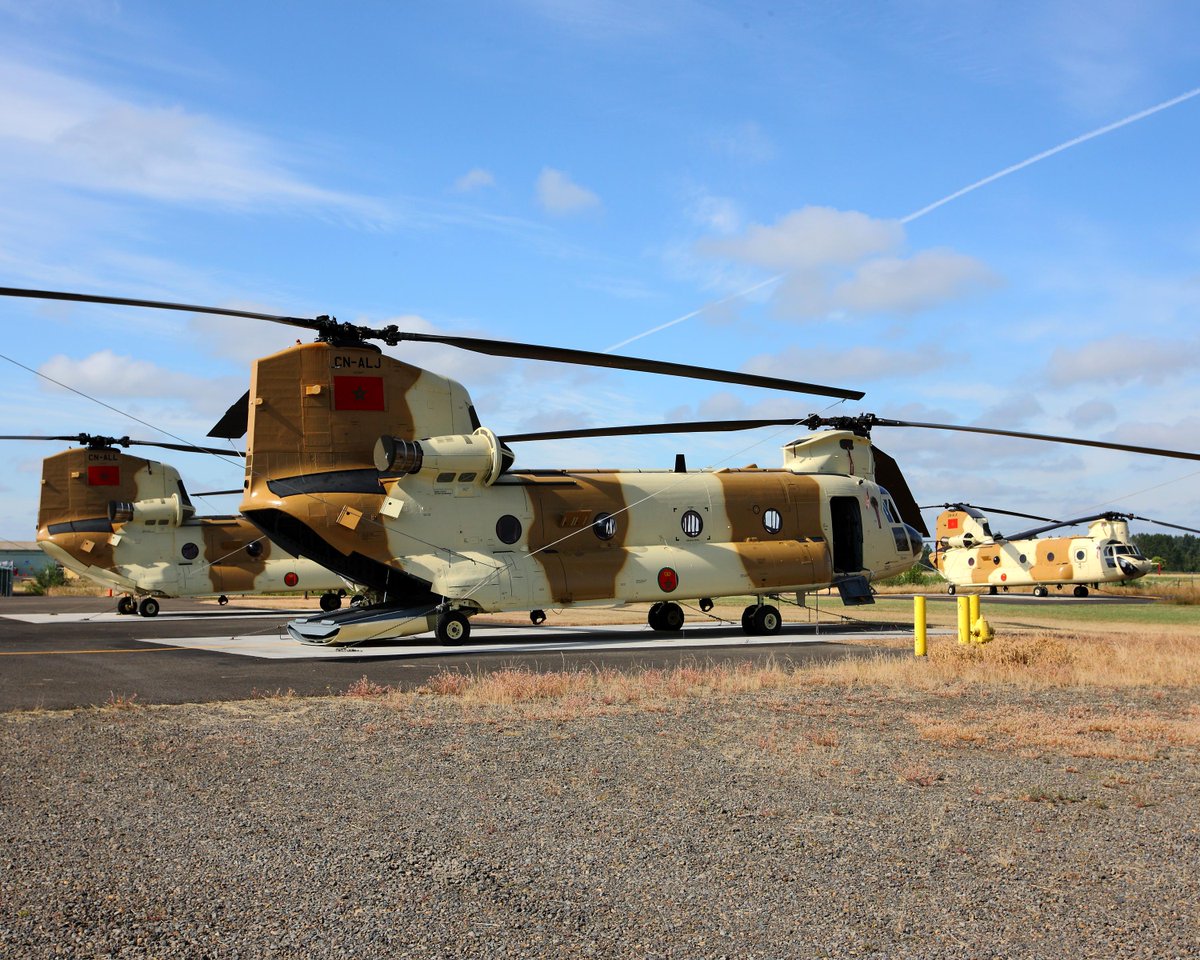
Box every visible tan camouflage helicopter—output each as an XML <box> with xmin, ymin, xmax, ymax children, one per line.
<box><xmin>5</xmin><ymin>288</ymin><xmax>1200</xmax><ymax>644</ymax></box>
<box><xmin>9</xmin><ymin>432</ymin><xmax>349</xmax><ymax>616</ymax></box>
<box><xmin>928</xmin><ymin>502</ymin><xmax>1200</xmax><ymax>597</ymax></box>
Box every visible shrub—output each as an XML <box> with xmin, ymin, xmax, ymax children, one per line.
<box><xmin>25</xmin><ymin>564</ymin><xmax>67</xmax><ymax>596</ymax></box>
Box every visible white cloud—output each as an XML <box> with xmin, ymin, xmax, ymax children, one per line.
<box><xmin>39</xmin><ymin>349</ymin><xmax>219</xmax><ymax>400</ymax></box>
<box><xmin>536</xmin><ymin>167</ymin><xmax>601</xmax><ymax>216</ymax></box>
<box><xmin>832</xmin><ymin>249</ymin><xmax>998</xmax><ymax>315</ymax></box>
<box><xmin>743</xmin><ymin>344</ymin><xmax>949</xmax><ymax>386</ymax></box>
<box><xmin>700</xmin><ymin>207</ymin><xmax>903</xmax><ymax>271</ymax></box>
<box><xmin>1046</xmin><ymin>335</ymin><xmax>1198</xmax><ymax>386</ymax></box>
<box><xmin>453</xmin><ymin>168</ymin><xmax>496</xmax><ymax>193</ymax></box>
<box><xmin>1069</xmin><ymin>399</ymin><xmax>1117</xmax><ymax>428</ymax></box>
<box><xmin>0</xmin><ymin>59</ymin><xmax>382</xmax><ymax>218</ymax></box>
<box><xmin>693</xmin><ymin>206</ymin><xmax>997</xmax><ymax>321</ymax></box>
<box><xmin>708</xmin><ymin>120</ymin><xmax>776</xmax><ymax>163</ymax></box>
<box><xmin>687</xmin><ymin>191</ymin><xmax>742</xmax><ymax>234</ymax></box>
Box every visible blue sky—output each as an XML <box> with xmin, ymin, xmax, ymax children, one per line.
<box><xmin>2</xmin><ymin>0</ymin><xmax>1199</xmax><ymax>543</ymax></box>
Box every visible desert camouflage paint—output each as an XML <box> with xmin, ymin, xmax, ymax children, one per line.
<box><xmin>36</xmin><ymin>446</ymin><xmax>345</xmax><ymax>600</ymax></box>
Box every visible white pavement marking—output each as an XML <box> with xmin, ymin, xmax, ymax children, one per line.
<box><xmin>144</xmin><ymin>621</ymin><xmax>933</xmax><ymax>660</ymax></box>
<box><xmin>0</xmin><ymin>610</ymin><xmax>316</xmax><ymax>625</ymax></box>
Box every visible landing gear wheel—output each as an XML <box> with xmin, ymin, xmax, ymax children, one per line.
<box><xmin>988</xmin><ymin>585</ymin><xmax>998</xmax><ymax>596</ymax></box>
<box><xmin>138</xmin><ymin>597</ymin><xmax>160</xmax><ymax>618</ymax></box>
<box><xmin>218</xmin><ymin>595</ymin><xmax>229</xmax><ymax>606</ymax></box>
<box><xmin>436</xmin><ymin>610</ymin><xmax>470</xmax><ymax>645</ymax></box>
<box><xmin>320</xmin><ymin>592</ymin><xmax>342</xmax><ymax>612</ymax></box>
<box><xmin>648</xmin><ymin>601</ymin><xmax>684</xmax><ymax>632</ymax></box>
<box><xmin>1073</xmin><ymin>585</ymin><xmax>1089</xmax><ymax>598</ymax></box>
<box><xmin>946</xmin><ymin>584</ymin><xmax>956</xmax><ymax>595</ymax></box>
<box><xmin>116</xmin><ymin>595</ymin><xmax>136</xmax><ymax>615</ymax></box>
<box><xmin>530</xmin><ymin>609</ymin><xmax>546</xmax><ymax>625</ymax></box>
<box><xmin>699</xmin><ymin>597</ymin><xmax>714</xmax><ymax>613</ymax></box>
<box><xmin>751</xmin><ymin>604</ymin><xmax>782</xmax><ymax>635</ymax></box>
<box><xmin>1033</xmin><ymin>585</ymin><xmax>1049</xmax><ymax>598</ymax></box>
<box><xmin>741</xmin><ymin>605</ymin><xmax>757</xmax><ymax>634</ymax></box>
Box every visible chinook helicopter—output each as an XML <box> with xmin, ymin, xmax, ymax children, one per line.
<box><xmin>5</xmin><ymin>288</ymin><xmax>1200</xmax><ymax>644</ymax></box>
<box><xmin>927</xmin><ymin>502</ymin><xmax>1200</xmax><ymax>597</ymax></box>
<box><xmin>8</xmin><ymin>433</ymin><xmax>350</xmax><ymax>616</ymax></box>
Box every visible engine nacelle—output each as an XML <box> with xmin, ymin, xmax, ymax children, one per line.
<box><xmin>374</xmin><ymin>427</ymin><xmax>514</xmax><ymax>486</ymax></box>
<box><xmin>943</xmin><ymin>534</ymin><xmax>979</xmax><ymax>549</ymax></box>
<box><xmin>108</xmin><ymin>494</ymin><xmax>185</xmax><ymax>527</ymax></box>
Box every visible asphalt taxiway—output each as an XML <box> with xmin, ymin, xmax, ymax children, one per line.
<box><xmin>0</xmin><ymin>596</ymin><xmax>923</xmax><ymax>711</ymax></box>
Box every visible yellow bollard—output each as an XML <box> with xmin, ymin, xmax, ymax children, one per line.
<box><xmin>969</xmin><ymin>592</ymin><xmax>980</xmax><ymax>626</ymax></box>
<box><xmin>957</xmin><ymin>595</ymin><xmax>970</xmax><ymax>644</ymax></box>
<box><xmin>914</xmin><ymin>595</ymin><xmax>927</xmax><ymax>657</ymax></box>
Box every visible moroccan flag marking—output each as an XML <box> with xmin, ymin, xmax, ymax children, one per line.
<box><xmin>88</xmin><ymin>465</ymin><xmax>120</xmax><ymax>486</ymax></box>
<box><xmin>333</xmin><ymin>375</ymin><xmax>386</xmax><ymax>411</ymax></box>
<box><xmin>947</xmin><ymin>517</ymin><xmax>959</xmax><ymax>530</ymax></box>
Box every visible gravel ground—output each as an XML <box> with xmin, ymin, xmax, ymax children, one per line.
<box><xmin>2</xmin><ymin>685</ymin><xmax>1198</xmax><ymax>959</ymax></box>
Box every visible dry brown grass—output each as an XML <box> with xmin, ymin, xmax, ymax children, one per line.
<box><xmin>908</xmin><ymin>702</ymin><xmax>1200</xmax><ymax>762</ymax></box>
<box><xmin>812</xmin><ymin>630</ymin><xmax>1200</xmax><ymax>689</ymax></box>
<box><xmin>1108</xmin><ymin>575</ymin><xmax>1200</xmax><ymax>605</ymax></box>
<box><xmin>338</xmin><ymin>626</ymin><xmax>1200</xmax><ymax>726</ymax></box>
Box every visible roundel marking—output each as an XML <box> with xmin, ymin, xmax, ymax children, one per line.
<box><xmin>681</xmin><ymin>509</ymin><xmax>703</xmax><ymax>538</ymax></box>
<box><xmin>181</xmin><ymin>542</ymin><xmax>199</xmax><ymax>561</ymax></box>
<box><xmin>657</xmin><ymin>567</ymin><xmax>679</xmax><ymax>593</ymax></box>
<box><xmin>284</xmin><ymin>572</ymin><xmax>299</xmax><ymax>587</ymax></box>
<box><xmin>1001</xmin><ymin>573</ymin><xmax>1007</xmax><ymax>581</ymax></box>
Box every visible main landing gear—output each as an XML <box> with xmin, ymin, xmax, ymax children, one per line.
<box><xmin>116</xmin><ymin>595</ymin><xmax>159</xmax><ymax>617</ymax></box>
<box><xmin>648</xmin><ymin>601</ymin><xmax>685</xmax><ymax>632</ymax></box>
<box><xmin>319</xmin><ymin>591</ymin><xmax>344</xmax><ymax>612</ymax></box>
<box><xmin>741</xmin><ymin>603</ymin><xmax>782</xmax><ymax>636</ymax></box>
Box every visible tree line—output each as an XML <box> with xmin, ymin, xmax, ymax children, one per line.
<box><xmin>1131</xmin><ymin>533</ymin><xmax>1200</xmax><ymax>572</ymax></box>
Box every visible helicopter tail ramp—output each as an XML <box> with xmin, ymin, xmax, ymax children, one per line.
<box><xmin>287</xmin><ymin>604</ymin><xmax>437</xmax><ymax>646</ymax></box>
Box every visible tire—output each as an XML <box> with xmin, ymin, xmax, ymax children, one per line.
<box><xmin>1033</xmin><ymin>585</ymin><xmax>1048</xmax><ymax>598</ymax></box>
<box><xmin>946</xmin><ymin>584</ymin><xmax>956</xmax><ymax>595</ymax></box>
<box><xmin>1073</xmin><ymin>585</ymin><xmax>1089</xmax><ymax>598</ymax></box>
<box><xmin>218</xmin><ymin>595</ymin><xmax>229</xmax><ymax>606</ymax></box>
<box><xmin>529</xmin><ymin>609</ymin><xmax>546</xmax><ymax>625</ymax></box>
<box><xmin>436</xmin><ymin>611</ymin><xmax>470</xmax><ymax>645</ymax></box>
<box><xmin>988</xmin><ymin>585</ymin><xmax>998</xmax><ymax>596</ymax></box>
<box><xmin>320</xmin><ymin>592</ymin><xmax>342</xmax><ymax>612</ymax></box>
<box><xmin>752</xmin><ymin>604</ymin><xmax>782</xmax><ymax>635</ymax></box>
<box><xmin>116</xmin><ymin>595</ymin><xmax>136</xmax><ymax>615</ymax></box>
<box><xmin>138</xmin><ymin>597</ymin><xmax>160</xmax><ymax>618</ymax></box>
<box><xmin>659</xmin><ymin>602</ymin><xmax>684</xmax><ymax>632</ymax></box>
<box><xmin>741</xmin><ymin>606</ymin><xmax>758</xmax><ymax>634</ymax></box>
<box><xmin>647</xmin><ymin>601</ymin><xmax>666</xmax><ymax>631</ymax></box>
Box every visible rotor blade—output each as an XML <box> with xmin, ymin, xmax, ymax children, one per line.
<box><xmin>869</xmin><ymin>417</ymin><xmax>1200</xmax><ymax>462</ymax></box>
<box><xmin>872</xmin><ymin>446</ymin><xmax>928</xmax><ymax>537</ymax></box>
<box><xmin>192</xmin><ymin>489</ymin><xmax>244</xmax><ymax>497</ymax></box>
<box><xmin>1125</xmin><ymin>515</ymin><xmax>1200</xmax><ymax>536</ymax></box>
<box><xmin>1003</xmin><ymin>513</ymin><xmax>1124</xmax><ymax>541</ymax></box>
<box><xmin>399</xmin><ymin>332</ymin><xmax>863</xmax><ymax>400</ymax></box>
<box><xmin>126</xmin><ymin>439</ymin><xmax>244</xmax><ymax>457</ymax></box>
<box><xmin>0</xmin><ymin>433</ymin><xmax>243</xmax><ymax>456</ymax></box>
<box><xmin>919</xmin><ymin>502</ymin><xmax>1061</xmax><ymax>524</ymax></box>
<box><xmin>0</xmin><ymin>286</ymin><xmax>318</xmax><ymax>329</ymax></box>
<box><xmin>1</xmin><ymin>287</ymin><xmax>865</xmax><ymax>400</ymax></box>
<box><xmin>208</xmin><ymin>390</ymin><xmax>251</xmax><ymax>439</ymax></box>
<box><xmin>501</xmin><ymin>418</ymin><xmax>814</xmax><ymax>444</ymax></box>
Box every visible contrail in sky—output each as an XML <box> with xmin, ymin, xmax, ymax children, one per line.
<box><xmin>606</xmin><ymin>86</ymin><xmax>1200</xmax><ymax>353</ymax></box>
